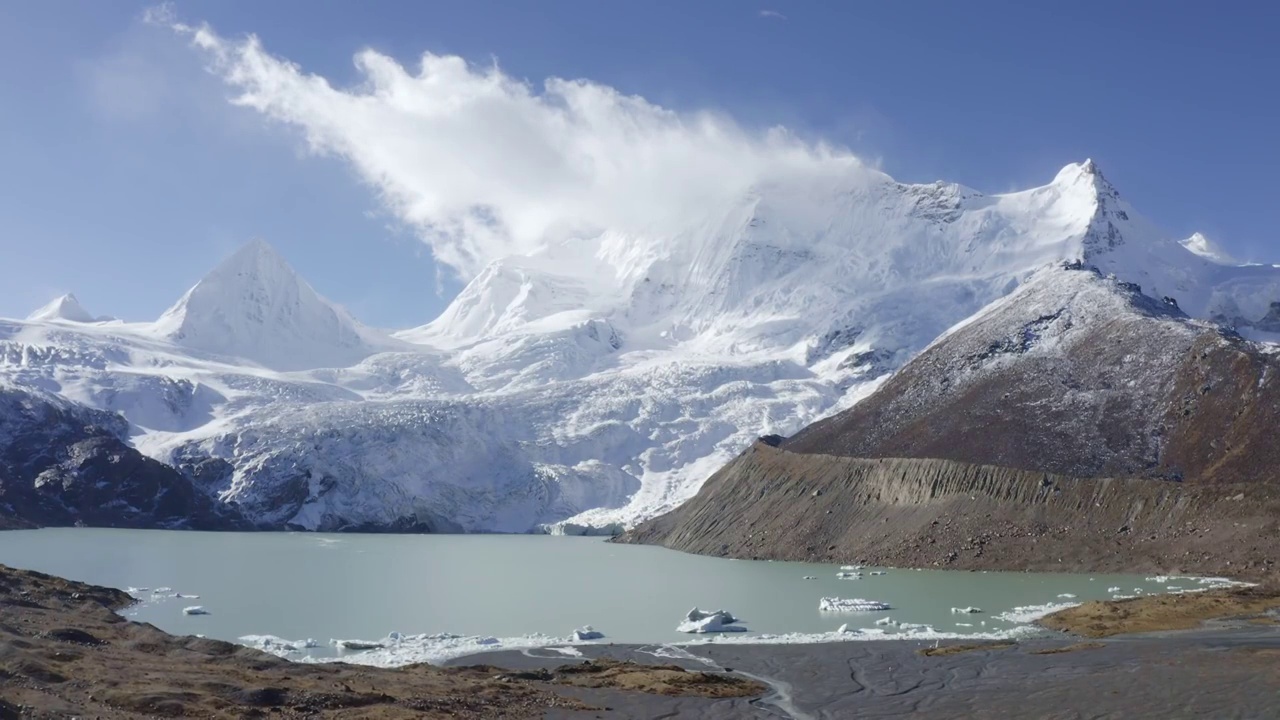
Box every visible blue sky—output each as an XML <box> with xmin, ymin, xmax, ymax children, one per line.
<box><xmin>2</xmin><ymin>1</ymin><xmax>1277</xmax><ymax>327</ymax></box>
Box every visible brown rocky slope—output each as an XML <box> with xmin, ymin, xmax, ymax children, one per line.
<box><xmin>621</xmin><ymin>266</ymin><xmax>1280</xmax><ymax>578</ymax></box>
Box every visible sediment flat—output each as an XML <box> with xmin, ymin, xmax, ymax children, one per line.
<box><xmin>463</xmin><ymin>626</ymin><xmax>1280</xmax><ymax>719</ymax></box>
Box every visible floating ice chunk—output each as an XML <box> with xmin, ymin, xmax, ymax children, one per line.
<box><xmin>839</xmin><ymin>565</ymin><xmax>863</xmax><ymax>571</ymax></box>
<box><xmin>802</xmin><ymin>576</ymin><xmax>817</xmax><ymax>580</ymax></box>
<box><xmin>175</xmin><ymin>593</ymin><xmax>200</xmax><ymax>599</ymax></box>
<box><xmin>951</xmin><ymin>606</ymin><xmax>983</xmax><ymax>614</ymax></box>
<box><xmin>1167</xmin><ymin>586</ymin><xmax>1182</xmax><ymax>591</ymax></box>
<box><xmin>836</xmin><ymin>571</ymin><xmax>862</xmax><ymax>579</ymax></box>
<box><xmin>182</xmin><ymin>606</ymin><xmax>209</xmax><ymax>616</ymax></box>
<box><xmin>836</xmin><ymin>623</ymin><xmax>851</xmax><ymax>633</ymax></box>
<box><xmin>869</xmin><ymin>571</ymin><xmax>887</xmax><ymax>576</ymax></box>
<box><xmin>571</xmin><ymin>625</ymin><xmax>604</xmax><ymax>641</ymax></box>
<box><xmin>874</xmin><ymin>616</ymin><xmax>896</xmax><ymax>626</ymax></box>
<box><xmin>309</xmin><ymin>632</ymin><xmax>566</xmax><ymax>666</ymax></box>
<box><xmin>152</xmin><ymin>587</ymin><xmax>173</xmax><ymax>594</ymax></box>
<box><xmin>127</xmin><ymin>587</ymin><xmax>149</xmax><ymax>595</ymax></box>
<box><xmin>1133</xmin><ymin>588</ymin><xmax>1144</xmax><ymax>594</ymax></box>
<box><xmin>819</xmin><ymin>597</ymin><xmax>891</xmax><ymax>613</ymax></box>
<box><xmin>993</xmin><ymin>602</ymin><xmax>1079</xmax><ymax>624</ymax></box>
<box><xmin>955</xmin><ymin>622</ymin><xmax>974</xmax><ymax>627</ymax></box>
<box><xmin>241</xmin><ymin>635</ymin><xmax>319</xmax><ymax>656</ymax></box>
<box><xmin>1057</xmin><ymin>594</ymin><xmax>1077</xmax><ymax>599</ymax></box>
<box><xmin>1107</xmin><ymin>586</ymin><xmax>1121</xmax><ymax>593</ymax></box>
<box><xmin>678</xmin><ymin>607</ymin><xmax>746</xmax><ymax>633</ymax></box>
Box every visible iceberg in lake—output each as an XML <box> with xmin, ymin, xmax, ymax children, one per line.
<box><xmin>571</xmin><ymin>625</ymin><xmax>604</xmax><ymax>641</ymax></box>
<box><xmin>819</xmin><ymin>597</ymin><xmax>891</xmax><ymax>613</ymax></box>
<box><xmin>951</xmin><ymin>606</ymin><xmax>983</xmax><ymax>614</ymax></box>
<box><xmin>182</xmin><ymin>606</ymin><xmax>209</xmax><ymax>615</ymax></box>
<box><xmin>677</xmin><ymin>607</ymin><xmax>746</xmax><ymax>633</ymax></box>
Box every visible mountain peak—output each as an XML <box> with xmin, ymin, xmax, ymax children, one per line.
<box><xmin>27</xmin><ymin>293</ymin><xmax>96</xmax><ymax>323</ymax></box>
<box><xmin>1051</xmin><ymin>159</ymin><xmax>1116</xmax><ymax>197</ymax></box>
<box><xmin>1180</xmin><ymin>232</ymin><xmax>1239</xmax><ymax>265</ymax></box>
<box><xmin>153</xmin><ymin>240</ymin><xmax>398</xmax><ymax>370</ymax></box>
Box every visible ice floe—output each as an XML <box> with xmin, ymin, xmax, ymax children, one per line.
<box><xmin>301</xmin><ymin>632</ymin><xmax>561</xmax><ymax>667</ymax></box>
<box><xmin>950</xmin><ymin>606</ymin><xmax>983</xmax><ymax>614</ymax></box>
<box><xmin>993</xmin><ymin>602</ymin><xmax>1080</xmax><ymax>624</ymax></box>
<box><xmin>869</xmin><ymin>571</ymin><xmax>887</xmax><ymax>576</ymax></box>
<box><xmin>874</xmin><ymin>616</ymin><xmax>896</xmax><ymax>626</ymax></box>
<box><xmin>240</xmin><ymin>635</ymin><xmax>320</xmax><ymax>654</ymax></box>
<box><xmin>1107</xmin><ymin>586</ymin><xmax>1121</xmax><ymax>593</ymax></box>
<box><xmin>836</xmin><ymin>571</ymin><xmax>862</xmax><ymax>579</ymax></box>
<box><xmin>697</xmin><ymin>623</ymin><xmax>1048</xmax><ymax>648</ymax></box>
<box><xmin>1057</xmin><ymin>594</ymin><xmax>1077</xmax><ymax>599</ymax></box>
<box><xmin>802</xmin><ymin>575</ymin><xmax>817</xmax><ymax>580</ymax></box>
<box><xmin>819</xmin><ymin>597</ymin><xmax>891</xmax><ymax>613</ymax></box>
<box><xmin>677</xmin><ymin>607</ymin><xmax>747</xmax><ymax>633</ymax></box>
<box><xmin>182</xmin><ymin>606</ymin><xmax>210</xmax><ymax>615</ymax></box>
<box><xmin>571</xmin><ymin>625</ymin><xmax>604</xmax><ymax>641</ymax></box>
<box><xmin>839</xmin><ymin>565</ymin><xmax>863</xmax><ymax>571</ymax></box>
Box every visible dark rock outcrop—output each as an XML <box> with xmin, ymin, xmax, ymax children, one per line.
<box><xmin>0</xmin><ymin>387</ymin><xmax>249</xmax><ymax>530</ymax></box>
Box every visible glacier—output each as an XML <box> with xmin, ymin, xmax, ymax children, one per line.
<box><xmin>3</xmin><ymin>160</ymin><xmax>1279</xmax><ymax>533</ymax></box>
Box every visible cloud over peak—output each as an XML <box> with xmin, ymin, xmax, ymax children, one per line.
<box><xmin>160</xmin><ymin>13</ymin><xmax>860</xmax><ymax>279</ymax></box>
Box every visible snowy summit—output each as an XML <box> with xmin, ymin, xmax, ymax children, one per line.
<box><xmin>152</xmin><ymin>239</ymin><xmax>402</xmax><ymax>371</ymax></box>
<box><xmin>26</xmin><ymin>293</ymin><xmax>98</xmax><ymax>323</ymax></box>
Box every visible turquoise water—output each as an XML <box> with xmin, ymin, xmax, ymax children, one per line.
<box><xmin>0</xmin><ymin>528</ymin><xmax>1201</xmax><ymax>662</ymax></box>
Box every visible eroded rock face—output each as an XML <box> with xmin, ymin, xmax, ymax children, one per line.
<box><xmin>0</xmin><ymin>387</ymin><xmax>248</xmax><ymax>530</ymax></box>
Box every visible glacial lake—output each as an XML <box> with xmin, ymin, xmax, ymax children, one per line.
<box><xmin>0</xmin><ymin>529</ymin><xmax>1228</xmax><ymax>665</ymax></box>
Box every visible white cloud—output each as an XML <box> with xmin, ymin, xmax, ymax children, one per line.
<box><xmin>160</xmin><ymin>14</ymin><xmax>860</xmax><ymax>280</ymax></box>
<box><xmin>759</xmin><ymin>10</ymin><xmax>788</xmax><ymax>20</ymax></box>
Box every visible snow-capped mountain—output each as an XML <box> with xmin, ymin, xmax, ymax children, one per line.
<box><xmin>27</xmin><ymin>294</ymin><xmax>99</xmax><ymax>324</ymax></box>
<box><xmin>2</xmin><ymin>161</ymin><xmax>1278</xmax><ymax>533</ymax></box>
<box><xmin>622</xmin><ymin>264</ymin><xmax>1280</xmax><ymax>574</ymax></box>
<box><xmin>1180</xmin><ymin>232</ymin><xmax>1239</xmax><ymax>265</ymax></box>
<box><xmin>153</xmin><ymin>239</ymin><xmax>403</xmax><ymax>371</ymax></box>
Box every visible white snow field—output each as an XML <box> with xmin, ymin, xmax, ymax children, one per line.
<box><xmin>3</xmin><ymin>161</ymin><xmax>1279</xmax><ymax>533</ymax></box>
